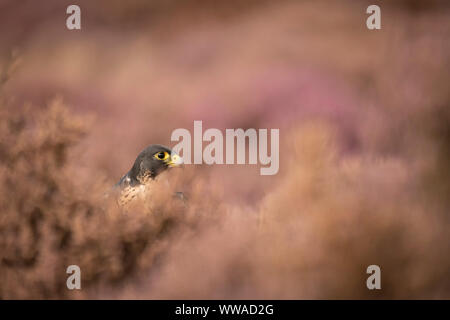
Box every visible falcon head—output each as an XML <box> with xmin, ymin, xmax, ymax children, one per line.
<box><xmin>117</xmin><ymin>144</ymin><xmax>183</xmax><ymax>187</ymax></box>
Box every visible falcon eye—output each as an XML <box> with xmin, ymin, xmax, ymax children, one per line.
<box><xmin>154</xmin><ymin>151</ymin><xmax>169</xmax><ymax>160</ymax></box>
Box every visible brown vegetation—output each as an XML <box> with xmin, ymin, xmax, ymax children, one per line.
<box><xmin>0</xmin><ymin>0</ymin><xmax>449</xmax><ymax>299</ymax></box>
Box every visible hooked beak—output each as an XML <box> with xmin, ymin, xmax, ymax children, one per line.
<box><xmin>166</xmin><ymin>152</ymin><xmax>184</xmax><ymax>167</ymax></box>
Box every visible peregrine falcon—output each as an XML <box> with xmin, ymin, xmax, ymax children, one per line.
<box><xmin>114</xmin><ymin>144</ymin><xmax>183</xmax><ymax>207</ymax></box>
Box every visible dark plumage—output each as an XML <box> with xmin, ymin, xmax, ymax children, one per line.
<box><xmin>115</xmin><ymin>144</ymin><xmax>183</xmax><ymax>206</ymax></box>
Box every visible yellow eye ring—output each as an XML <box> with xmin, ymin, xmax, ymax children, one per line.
<box><xmin>154</xmin><ymin>151</ymin><xmax>170</xmax><ymax>161</ymax></box>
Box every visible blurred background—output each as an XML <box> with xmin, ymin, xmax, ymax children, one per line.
<box><xmin>0</xmin><ymin>0</ymin><xmax>449</xmax><ymax>299</ymax></box>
